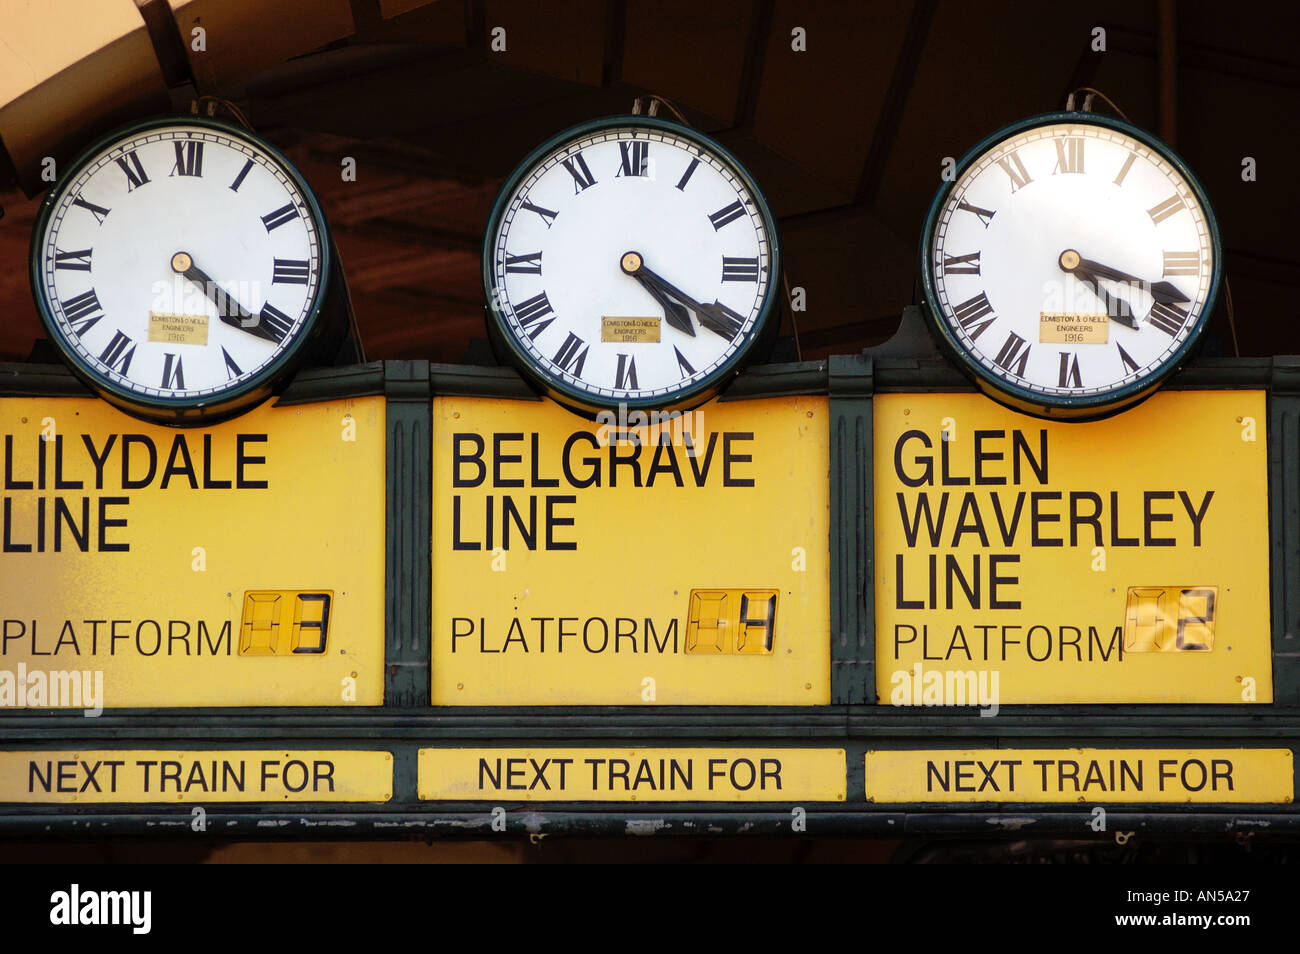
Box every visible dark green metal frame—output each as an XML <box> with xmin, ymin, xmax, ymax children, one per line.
<box><xmin>1</xmin><ymin>346</ymin><xmax>1297</xmax><ymax>840</ymax></box>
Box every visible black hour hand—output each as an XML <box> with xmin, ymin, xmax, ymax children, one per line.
<box><xmin>1062</xmin><ymin>249</ymin><xmax>1191</xmax><ymax>311</ymax></box>
<box><xmin>621</xmin><ymin>252</ymin><xmax>742</xmax><ymax>341</ymax></box>
<box><xmin>1059</xmin><ymin>250</ymin><xmax>1140</xmax><ymax>330</ymax></box>
<box><xmin>620</xmin><ymin>251</ymin><xmax>694</xmax><ymax>336</ymax></box>
<box><xmin>1077</xmin><ymin>268</ymin><xmax>1140</xmax><ymax>329</ymax></box>
<box><xmin>172</xmin><ymin>251</ymin><xmax>279</xmax><ymax>343</ymax></box>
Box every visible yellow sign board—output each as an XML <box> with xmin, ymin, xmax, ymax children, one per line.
<box><xmin>0</xmin><ymin>750</ymin><xmax>393</xmax><ymax>802</ymax></box>
<box><xmin>874</xmin><ymin>391</ymin><xmax>1271</xmax><ymax>704</ymax></box>
<box><xmin>419</xmin><ymin>747</ymin><xmax>846</xmax><ymax>801</ymax></box>
<box><xmin>430</xmin><ymin>397</ymin><xmax>830</xmax><ymax>705</ymax></box>
<box><xmin>0</xmin><ymin>397</ymin><xmax>386</xmax><ymax>707</ymax></box>
<box><xmin>865</xmin><ymin>749</ymin><xmax>1293</xmax><ymax>803</ymax></box>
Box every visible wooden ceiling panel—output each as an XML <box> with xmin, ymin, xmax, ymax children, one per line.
<box><xmin>751</xmin><ymin>0</ymin><xmax>909</xmax><ymax>199</ymax></box>
<box><xmin>169</xmin><ymin>0</ymin><xmax>356</xmax><ymax>93</ymax></box>
<box><xmin>482</xmin><ymin>0</ymin><xmax>608</xmax><ymax>87</ymax></box>
<box><xmin>1177</xmin><ymin>71</ymin><xmax>1300</xmax><ymax>266</ymax></box>
<box><xmin>621</xmin><ymin>0</ymin><xmax>754</xmax><ymax>124</ymax></box>
<box><xmin>378</xmin><ymin>0</ymin><xmax>443</xmax><ymax>19</ymax></box>
<box><xmin>352</xmin><ymin>1</ymin><xmax>466</xmax><ymax>44</ymax></box>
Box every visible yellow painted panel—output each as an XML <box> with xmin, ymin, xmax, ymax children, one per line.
<box><xmin>0</xmin><ymin>397</ymin><xmax>386</xmax><ymax>707</ymax></box>
<box><xmin>420</xmin><ymin>747</ymin><xmax>846</xmax><ymax>801</ymax></box>
<box><xmin>874</xmin><ymin>391</ymin><xmax>1272</xmax><ymax>704</ymax></box>
<box><xmin>431</xmin><ymin>396</ymin><xmax>831</xmax><ymax>705</ymax></box>
<box><xmin>0</xmin><ymin>750</ymin><xmax>392</xmax><ymax>803</ymax></box>
<box><xmin>866</xmin><ymin>749</ymin><xmax>1293</xmax><ymax>804</ymax></box>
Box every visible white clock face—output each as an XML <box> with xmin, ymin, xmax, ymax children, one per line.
<box><xmin>488</xmin><ymin>122</ymin><xmax>776</xmax><ymax>409</ymax></box>
<box><xmin>927</xmin><ymin>119</ymin><xmax>1216</xmax><ymax>410</ymax></box>
<box><xmin>34</xmin><ymin>121</ymin><xmax>325</xmax><ymax>408</ymax></box>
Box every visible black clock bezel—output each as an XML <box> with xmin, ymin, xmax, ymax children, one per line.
<box><xmin>919</xmin><ymin>110</ymin><xmax>1223</xmax><ymax>421</ymax></box>
<box><xmin>482</xmin><ymin>115</ymin><xmax>782</xmax><ymax>418</ymax></box>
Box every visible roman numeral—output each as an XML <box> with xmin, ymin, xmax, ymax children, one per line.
<box><xmin>705</xmin><ymin>300</ymin><xmax>745</xmax><ymax>338</ymax></box>
<box><xmin>941</xmin><ymin>251</ymin><xmax>980</xmax><ymax>275</ymax></box>
<box><xmin>617</xmin><ymin>140</ymin><xmax>649</xmax><ymax>177</ymax></box>
<box><xmin>996</xmin><ymin>151</ymin><xmax>1032</xmax><ymax>192</ymax></box>
<box><xmin>676</xmin><ymin>157</ymin><xmax>700</xmax><ymax>191</ymax></box>
<box><xmin>520</xmin><ymin>199</ymin><xmax>558</xmax><ymax>228</ymax></box>
<box><xmin>721</xmin><ymin>256</ymin><xmax>760</xmax><ymax>282</ymax></box>
<box><xmin>1052</xmin><ymin>137</ymin><xmax>1084</xmax><ymax>175</ymax></box>
<box><xmin>116</xmin><ymin>151</ymin><xmax>150</xmax><ymax>191</ymax></box>
<box><xmin>272</xmin><ymin>259</ymin><xmax>311</xmax><ymax>284</ymax></box>
<box><xmin>957</xmin><ymin>200</ymin><xmax>996</xmax><ymax>228</ymax></box>
<box><xmin>160</xmin><ymin>353</ymin><xmax>185</xmax><ymax>389</ymax></box>
<box><xmin>552</xmin><ymin>333</ymin><xmax>589</xmax><ymax>376</ymax></box>
<box><xmin>708</xmin><ymin>200</ymin><xmax>746</xmax><ymax>231</ymax></box>
<box><xmin>950</xmin><ymin>291</ymin><xmax>996</xmax><ymax>339</ymax></box>
<box><xmin>994</xmin><ymin>331</ymin><xmax>1030</xmax><ymax>376</ymax></box>
<box><xmin>675</xmin><ymin>346</ymin><xmax>696</xmax><ymax>377</ymax></box>
<box><xmin>261</xmin><ymin>203</ymin><xmax>299</xmax><ymax>232</ymax></box>
<box><xmin>1147</xmin><ymin>301</ymin><xmax>1189</xmax><ymax>336</ymax></box>
<box><xmin>560</xmin><ymin>152</ymin><xmax>596</xmax><ymax>193</ymax></box>
<box><xmin>61</xmin><ymin>289</ymin><xmax>103</xmax><ymax>335</ymax></box>
<box><xmin>1147</xmin><ymin>194</ymin><xmax>1184</xmax><ymax>225</ymax></box>
<box><xmin>504</xmin><ymin>251</ymin><xmax>543</xmax><ymax>275</ymax></box>
<box><xmin>1117</xmin><ymin>343</ymin><xmax>1140</xmax><ymax>374</ymax></box>
<box><xmin>258</xmin><ymin>303</ymin><xmax>295</xmax><ymax>343</ymax></box>
<box><xmin>1058</xmin><ymin>352</ymin><xmax>1082</xmax><ymax>387</ymax></box>
<box><xmin>1113</xmin><ymin>152</ymin><xmax>1137</xmax><ymax>186</ymax></box>
<box><xmin>513</xmin><ymin>291</ymin><xmax>555</xmax><ymax>339</ymax></box>
<box><xmin>169</xmin><ymin>140</ymin><xmax>204</xmax><ymax>177</ymax></box>
<box><xmin>99</xmin><ymin>330</ymin><xmax>136</xmax><ymax>375</ymax></box>
<box><xmin>71</xmin><ymin>195</ymin><xmax>110</xmax><ymax>225</ymax></box>
<box><xmin>53</xmin><ymin>248</ymin><xmax>92</xmax><ymax>271</ymax></box>
<box><xmin>614</xmin><ymin>353</ymin><xmax>639</xmax><ymax>389</ymax></box>
<box><xmin>222</xmin><ymin>347</ymin><xmax>243</xmax><ymax>381</ymax></box>
<box><xmin>230</xmin><ymin>158</ymin><xmax>254</xmax><ymax>192</ymax></box>
<box><xmin>1162</xmin><ymin>251</ymin><xmax>1199</xmax><ymax>276</ymax></box>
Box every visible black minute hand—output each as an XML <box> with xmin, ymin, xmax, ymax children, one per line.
<box><xmin>1070</xmin><ymin>254</ymin><xmax>1190</xmax><ymax>305</ymax></box>
<box><xmin>171</xmin><ymin>251</ymin><xmax>278</xmax><ymax>343</ymax></box>
<box><xmin>620</xmin><ymin>251</ymin><xmax>743</xmax><ymax>340</ymax></box>
<box><xmin>619</xmin><ymin>252</ymin><xmax>695</xmax><ymax>336</ymax></box>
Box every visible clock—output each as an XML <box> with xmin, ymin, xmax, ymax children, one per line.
<box><xmin>483</xmin><ymin>116</ymin><xmax>781</xmax><ymax>417</ymax></box>
<box><xmin>920</xmin><ymin>111</ymin><xmax>1221</xmax><ymax>420</ymax></box>
<box><xmin>30</xmin><ymin>115</ymin><xmax>338</xmax><ymax>425</ymax></box>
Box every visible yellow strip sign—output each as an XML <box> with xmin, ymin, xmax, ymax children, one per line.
<box><xmin>0</xmin><ymin>750</ymin><xmax>393</xmax><ymax>803</ymax></box>
<box><xmin>419</xmin><ymin>748</ymin><xmax>847</xmax><ymax>801</ymax></box>
<box><xmin>874</xmin><ymin>391</ymin><xmax>1272</xmax><ymax>704</ymax></box>
<box><xmin>0</xmin><ymin>397</ymin><xmax>386</xmax><ymax>707</ymax></box>
<box><xmin>865</xmin><ymin>749</ymin><xmax>1293</xmax><ymax>803</ymax></box>
<box><xmin>430</xmin><ymin>396</ymin><xmax>831</xmax><ymax>705</ymax></box>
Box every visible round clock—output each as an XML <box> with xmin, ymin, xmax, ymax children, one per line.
<box><xmin>483</xmin><ymin>116</ymin><xmax>781</xmax><ymax>416</ymax></box>
<box><xmin>30</xmin><ymin>115</ymin><xmax>336</xmax><ymax>425</ymax></box>
<box><xmin>920</xmin><ymin>111</ymin><xmax>1221</xmax><ymax>420</ymax></box>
